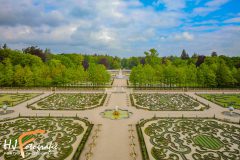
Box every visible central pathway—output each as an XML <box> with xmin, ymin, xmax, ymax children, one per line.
<box><xmin>84</xmin><ymin>76</ymin><xmax>141</xmax><ymax>160</ymax></box>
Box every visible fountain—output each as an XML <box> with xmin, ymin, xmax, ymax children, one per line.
<box><xmin>116</xmin><ymin>69</ymin><xmax>124</xmax><ymax>79</ymax></box>
<box><xmin>100</xmin><ymin>106</ymin><xmax>132</xmax><ymax>120</ymax></box>
<box><xmin>222</xmin><ymin>106</ymin><xmax>240</xmax><ymax>117</ymax></box>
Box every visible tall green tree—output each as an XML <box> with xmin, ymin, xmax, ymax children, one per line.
<box><xmin>216</xmin><ymin>60</ymin><xmax>234</xmax><ymax>86</ymax></box>
<box><xmin>144</xmin><ymin>48</ymin><xmax>160</xmax><ymax>66</ymax></box>
<box><xmin>2</xmin><ymin>58</ymin><xmax>14</xmax><ymax>86</ymax></box>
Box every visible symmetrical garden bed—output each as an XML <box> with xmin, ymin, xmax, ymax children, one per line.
<box><xmin>0</xmin><ymin>93</ymin><xmax>41</xmax><ymax>107</ymax></box>
<box><xmin>137</xmin><ymin>118</ymin><xmax>240</xmax><ymax>160</ymax></box>
<box><xmin>29</xmin><ymin>93</ymin><xmax>107</xmax><ymax>110</ymax></box>
<box><xmin>131</xmin><ymin>93</ymin><xmax>207</xmax><ymax>111</ymax></box>
<box><xmin>197</xmin><ymin>93</ymin><xmax>240</xmax><ymax>109</ymax></box>
<box><xmin>0</xmin><ymin>116</ymin><xmax>93</xmax><ymax>160</ymax></box>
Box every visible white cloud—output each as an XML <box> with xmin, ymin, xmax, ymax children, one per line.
<box><xmin>153</xmin><ymin>0</ymin><xmax>186</xmax><ymax>10</ymax></box>
<box><xmin>224</xmin><ymin>17</ymin><xmax>240</xmax><ymax>23</ymax></box>
<box><xmin>193</xmin><ymin>0</ymin><xmax>230</xmax><ymax>16</ymax></box>
<box><xmin>174</xmin><ymin>32</ymin><xmax>194</xmax><ymax>41</ymax></box>
<box><xmin>0</xmin><ymin>0</ymin><xmax>239</xmax><ymax>57</ymax></box>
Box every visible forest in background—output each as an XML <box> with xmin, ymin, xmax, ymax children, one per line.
<box><xmin>0</xmin><ymin>44</ymin><xmax>111</xmax><ymax>87</ymax></box>
<box><xmin>0</xmin><ymin>44</ymin><xmax>239</xmax><ymax>88</ymax></box>
<box><xmin>129</xmin><ymin>49</ymin><xmax>240</xmax><ymax>88</ymax></box>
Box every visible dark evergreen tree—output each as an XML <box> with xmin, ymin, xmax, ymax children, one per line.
<box><xmin>211</xmin><ymin>51</ymin><xmax>218</xmax><ymax>57</ymax></box>
<box><xmin>181</xmin><ymin>49</ymin><xmax>189</xmax><ymax>60</ymax></box>
<box><xmin>195</xmin><ymin>55</ymin><xmax>205</xmax><ymax>67</ymax></box>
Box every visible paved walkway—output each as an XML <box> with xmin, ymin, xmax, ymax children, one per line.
<box><xmin>0</xmin><ymin>71</ymin><xmax>240</xmax><ymax>160</ymax></box>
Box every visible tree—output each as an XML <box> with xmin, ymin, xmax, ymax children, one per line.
<box><xmin>23</xmin><ymin>66</ymin><xmax>33</xmax><ymax>86</ymax></box>
<box><xmin>2</xmin><ymin>58</ymin><xmax>14</xmax><ymax>86</ymax></box>
<box><xmin>23</xmin><ymin>46</ymin><xmax>47</xmax><ymax>62</ymax></box>
<box><xmin>202</xmin><ymin>64</ymin><xmax>217</xmax><ymax>87</ymax></box>
<box><xmin>232</xmin><ymin>68</ymin><xmax>240</xmax><ymax>84</ymax></box>
<box><xmin>99</xmin><ymin>57</ymin><xmax>110</xmax><ymax>69</ymax></box>
<box><xmin>140</xmin><ymin>58</ymin><xmax>145</xmax><ymax>65</ymax></box>
<box><xmin>3</xmin><ymin>43</ymin><xmax>8</xmax><ymax>50</ymax></box>
<box><xmin>82</xmin><ymin>59</ymin><xmax>89</xmax><ymax>70</ymax></box>
<box><xmin>49</xmin><ymin>59</ymin><xmax>67</xmax><ymax>85</ymax></box>
<box><xmin>144</xmin><ymin>48</ymin><xmax>160</xmax><ymax>66</ymax></box>
<box><xmin>216</xmin><ymin>59</ymin><xmax>234</xmax><ymax>87</ymax></box>
<box><xmin>128</xmin><ymin>57</ymin><xmax>140</xmax><ymax>68</ymax></box>
<box><xmin>87</xmin><ymin>64</ymin><xmax>110</xmax><ymax>85</ymax></box>
<box><xmin>186</xmin><ymin>64</ymin><xmax>197</xmax><ymax>87</ymax></box>
<box><xmin>129</xmin><ymin>65</ymin><xmax>146</xmax><ymax>86</ymax></box>
<box><xmin>14</xmin><ymin>65</ymin><xmax>24</xmax><ymax>86</ymax></box>
<box><xmin>195</xmin><ymin>55</ymin><xmax>205</xmax><ymax>67</ymax></box>
<box><xmin>0</xmin><ymin>63</ymin><xmax>5</xmax><ymax>85</ymax></box>
<box><xmin>180</xmin><ymin>49</ymin><xmax>189</xmax><ymax>60</ymax></box>
<box><xmin>211</xmin><ymin>51</ymin><xmax>218</xmax><ymax>57</ymax></box>
<box><xmin>197</xmin><ymin>67</ymin><xmax>205</xmax><ymax>87</ymax></box>
<box><xmin>191</xmin><ymin>53</ymin><xmax>198</xmax><ymax>59</ymax></box>
<box><xmin>142</xmin><ymin>64</ymin><xmax>155</xmax><ymax>85</ymax></box>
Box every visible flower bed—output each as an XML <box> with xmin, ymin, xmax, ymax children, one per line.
<box><xmin>29</xmin><ymin>93</ymin><xmax>106</xmax><ymax>110</ymax></box>
<box><xmin>131</xmin><ymin>93</ymin><xmax>207</xmax><ymax>111</ymax></box>
<box><xmin>0</xmin><ymin>93</ymin><xmax>41</xmax><ymax>107</ymax></box>
<box><xmin>197</xmin><ymin>93</ymin><xmax>240</xmax><ymax>109</ymax></box>
<box><xmin>0</xmin><ymin>116</ymin><xmax>93</xmax><ymax>160</ymax></box>
<box><xmin>137</xmin><ymin>118</ymin><xmax>240</xmax><ymax>160</ymax></box>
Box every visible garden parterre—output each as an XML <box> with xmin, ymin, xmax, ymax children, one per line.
<box><xmin>197</xmin><ymin>94</ymin><xmax>240</xmax><ymax>109</ymax></box>
<box><xmin>0</xmin><ymin>93</ymin><xmax>41</xmax><ymax>107</ymax></box>
<box><xmin>131</xmin><ymin>93</ymin><xmax>207</xmax><ymax>111</ymax></box>
<box><xmin>29</xmin><ymin>93</ymin><xmax>106</xmax><ymax>110</ymax></box>
<box><xmin>137</xmin><ymin>118</ymin><xmax>240</xmax><ymax>160</ymax></box>
<box><xmin>0</xmin><ymin>117</ymin><xmax>93</xmax><ymax>160</ymax></box>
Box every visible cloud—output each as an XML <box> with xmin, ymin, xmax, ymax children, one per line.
<box><xmin>0</xmin><ymin>0</ymin><xmax>239</xmax><ymax>57</ymax></box>
<box><xmin>153</xmin><ymin>0</ymin><xmax>186</xmax><ymax>10</ymax></box>
<box><xmin>0</xmin><ymin>0</ymin><xmax>66</xmax><ymax>27</ymax></box>
<box><xmin>174</xmin><ymin>32</ymin><xmax>194</xmax><ymax>41</ymax></box>
<box><xmin>193</xmin><ymin>0</ymin><xmax>230</xmax><ymax>16</ymax></box>
<box><xmin>224</xmin><ymin>17</ymin><xmax>240</xmax><ymax>23</ymax></box>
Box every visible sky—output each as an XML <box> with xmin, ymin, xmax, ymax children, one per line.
<box><xmin>0</xmin><ymin>0</ymin><xmax>240</xmax><ymax>57</ymax></box>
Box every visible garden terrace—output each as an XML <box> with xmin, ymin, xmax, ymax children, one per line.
<box><xmin>197</xmin><ymin>93</ymin><xmax>240</xmax><ymax>109</ymax></box>
<box><xmin>29</xmin><ymin>93</ymin><xmax>107</xmax><ymax>110</ymax></box>
<box><xmin>0</xmin><ymin>116</ymin><xmax>93</xmax><ymax>160</ymax></box>
<box><xmin>131</xmin><ymin>93</ymin><xmax>208</xmax><ymax>111</ymax></box>
<box><xmin>137</xmin><ymin>118</ymin><xmax>240</xmax><ymax>160</ymax></box>
<box><xmin>0</xmin><ymin>93</ymin><xmax>41</xmax><ymax>107</ymax></box>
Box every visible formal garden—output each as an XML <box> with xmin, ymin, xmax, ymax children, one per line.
<box><xmin>0</xmin><ymin>93</ymin><xmax>41</xmax><ymax>107</ymax></box>
<box><xmin>197</xmin><ymin>94</ymin><xmax>240</xmax><ymax>109</ymax></box>
<box><xmin>0</xmin><ymin>116</ymin><xmax>93</xmax><ymax>160</ymax></box>
<box><xmin>137</xmin><ymin>118</ymin><xmax>240</xmax><ymax>160</ymax></box>
<box><xmin>131</xmin><ymin>93</ymin><xmax>208</xmax><ymax>111</ymax></box>
<box><xmin>29</xmin><ymin>93</ymin><xmax>107</xmax><ymax>110</ymax></box>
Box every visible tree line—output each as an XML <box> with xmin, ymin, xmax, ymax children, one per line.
<box><xmin>0</xmin><ymin>44</ymin><xmax>239</xmax><ymax>88</ymax></box>
<box><xmin>0</xmin><ymin>45</ymin><xmax>111</xmax><ymax>87</ymax></box>
<box><xmin>129</xmin><ymin>49</ymin><xmax>240</xmax><ymax>88</ymax></box>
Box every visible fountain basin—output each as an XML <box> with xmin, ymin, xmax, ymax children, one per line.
<box><xmin>100</xmin><ymin>109</ymin><xmax>132</xmax><ymax>120</ymax></box>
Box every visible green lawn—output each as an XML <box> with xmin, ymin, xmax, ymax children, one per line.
<box><xmin>0</xmin><ymin>93</ymin><xmax>40</xmax><ymax>107</ymax></box>
<box><xmin>198</xmin><ymin>94</ymin><xmax>240</xmax><ymax>109</ymax></box>
<box><xmin>193</xmin><ymin>134</ymin><xmax>223</xmax><ymax>150</ymax></box>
